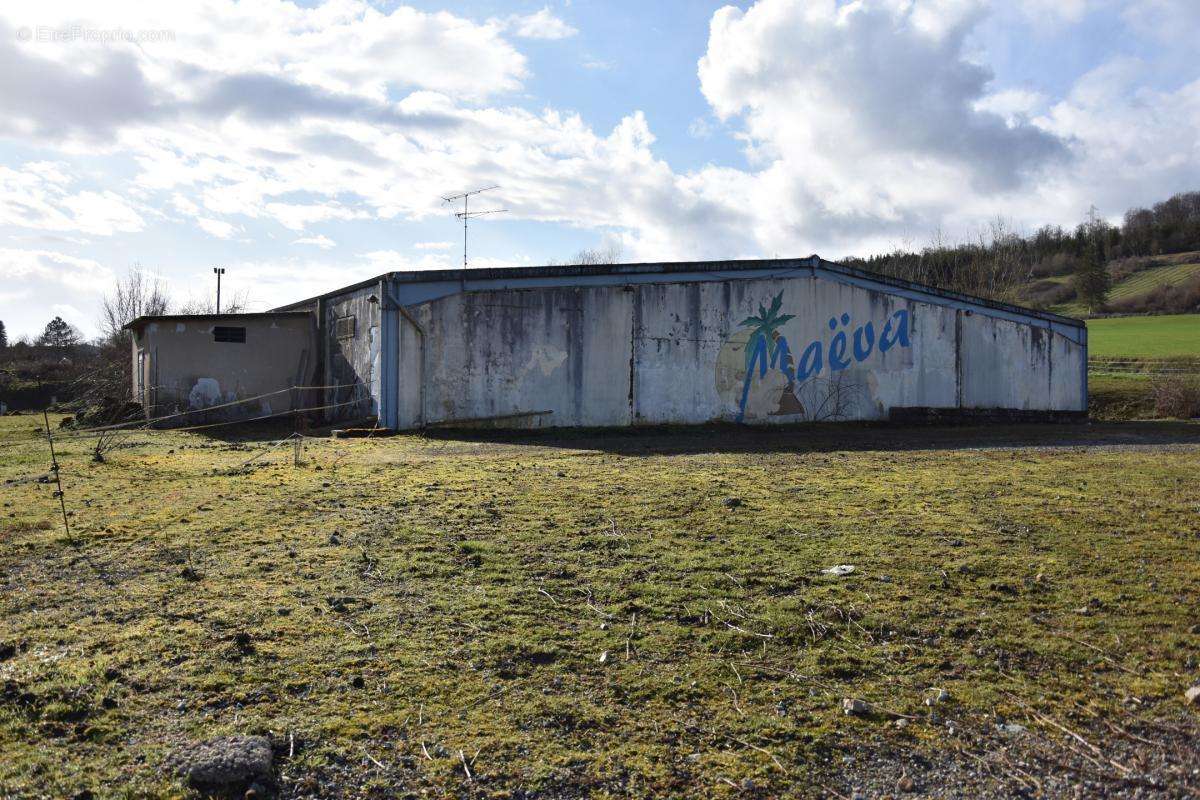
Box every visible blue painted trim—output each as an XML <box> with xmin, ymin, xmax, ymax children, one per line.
<box><xmin>389</xmin><ymin>266</ymin><xmax>815</xmax><ymax>307</ymax></box>
<box><xmin>378</xmin><ymin>281</ymin><xmax>398</xmax><ymax>429</ymax></box>
<box><xmin>1081</xmin><ymin>326</ymin><xmax>1089</xmax><ymax>412</ymax></box>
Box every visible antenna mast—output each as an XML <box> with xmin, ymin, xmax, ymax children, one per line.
<box><xmin>442</xmin><ymin>185</ymin><xmax>507</xmax><ymax>268</ymax></box>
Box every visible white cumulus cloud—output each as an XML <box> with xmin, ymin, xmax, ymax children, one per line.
<box><xmin>0</xmin><ymin>164</ymin><xmax>144</xmax><ymax>236</ymax></box>
<box><xmin>694</xmin><ymin>0</ymin><xmax>1071</xmax><ymax>254</ymax></box>
<box><xmin>292</xmin><ymin>234</ymin><xmax>337</xmax><ymax>249</ymax></box>
<box><xmin>197</xmin><ymin>217</ymin><xmax>238</xmax><ymax>239</ymax></box>
<box><xmin>506</xmin><ymin>7</ymin><xmax>578</xmax><ymax>40</ymax></box>
<box><xmin>1014</xmin><ymin>0</ymin><xmax>1093</xmax><ymax>25</ymax></box>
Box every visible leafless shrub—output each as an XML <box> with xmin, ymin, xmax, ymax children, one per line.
<box><xmin>1150</xmin><ymin>375</ymin><xmax>1200</xmax><ymax>419</ymax></box>
<box><xmin>1020</xmin><ymin>279</ymin><xmax>1076</xmax><ymax>309</ymax></box>
<box><xmin>91</xmin><ymin>428</ymin><xmax>120</xmax><ymax>463</ymax></box>
<box><xmin>795</xmin><ymin>372</ymin><xmax>864</xmax><ymax>421</ymax></box>
<box><xmin>1030</xmin><ymin>252</ymin><xmax>1076</xmax><ymax>279</ymax></box>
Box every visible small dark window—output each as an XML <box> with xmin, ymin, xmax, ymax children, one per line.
<box><xmin>335</xmin><ymin>316</ymin><xmax>357</xmax><ymax>339</ymax></box>
<box><xmin>213</xmin><ymin>326</ymin><xmax>246</xmax><ymax>343</ymax></box>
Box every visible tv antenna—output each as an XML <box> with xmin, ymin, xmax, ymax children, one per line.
<box><xmin>442</xmin><ymin>185</ymin><xmax>507</xmax><ymax>268</ymax></box>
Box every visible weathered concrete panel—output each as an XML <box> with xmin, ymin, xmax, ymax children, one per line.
<box><xmin>1050</xmin><ymin>328</ymin><xmax>1087</xmax><ymax>411</ymax></box>
<box><xmin>413</xmin><ymin>286</ymin><xmax>633</xmax><ymax>427</ymax></box>
<box><xmin>631</xmin><ymin>281</ymin><xmax>732</xmax><ymax>424</ymax></box>
<box><xmin>387</xmin><ymin>271</ymin><xmax>1087</xmax><ymax>429</ymax></box>
<box><xmin>396</xmin><ymin>312</ymin><xmax>424</xmax><ymax>429</ymax></box>
<box><xmin>959</xmin><ymin>313</ymin><xmax>1053</xmax><ymax>410</ymax></box>
<box><xmin>322</xmin><ymin>285</ymin><xmax>380</xmax><ymax>420</ymax></box>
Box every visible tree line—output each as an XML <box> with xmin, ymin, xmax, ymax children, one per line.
<box><xmin>0</xmin><ymin>316</ymin><xmax>83</xmax><ymax>350</ymax></box>
<box><xmin>842</xmin><ymin>190</ymin><xmax>1200</xmax><ymax>312</ymax></box>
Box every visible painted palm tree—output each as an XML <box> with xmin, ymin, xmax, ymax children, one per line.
<box><xmin>736</xmin><ymin>291</ymin><xmax>796</xmax><ymax>422</ymax></box>
<box><xmin>739</xmin><ymin>291</ymin><xmax>795</xmax><ymax>375</ymax></box>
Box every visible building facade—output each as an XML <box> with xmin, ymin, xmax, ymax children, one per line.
<box><xmin>278</xmin><ymin>256</ymin><xmax>1087</xmax><ymax>429</ymax></box>
<box><xmin>125</xmin><ymin>312</ymin><xmax>317</xmax><ymax>421</ymax></box>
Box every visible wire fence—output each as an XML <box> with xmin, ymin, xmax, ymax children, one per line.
<box><xmin>1088</xmin><ymin>358</ymin><xmax>1200</xmax><ymax>376</ymax></box>
<box><xmin>0</xmin><ymin>381</ymin><xmax>372</xmax><ymax>451</ymax></box>
<box><xmin>69</xmin><ymin>382</ymin><xmax>364</xmax><ymax>435</ymax></box>
<box><xmin>1</xmin><ymin>381</ymin><xmax>394</xmax><ymax>587</ymax></box>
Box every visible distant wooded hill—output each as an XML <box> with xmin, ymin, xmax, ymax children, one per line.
<box><xmin>844</xmin><ymin>190</ymin><xmax>1200</xmax><ymax>316</ymax></box>
<box><xmin>1022</xmin><ymin>251</ymin><xmax>1200</xmax><ymax>317</ymax></box>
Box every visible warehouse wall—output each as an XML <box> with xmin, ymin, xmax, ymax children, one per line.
<box><xmin>394</xmin><ymin>273</ymin><xmax>1086</xmax><ymax>428</ymax></box>
<box><xmin>320</xmin><ymin>284</ymin><xmax>380</xmax><ymax>420</ymax></box>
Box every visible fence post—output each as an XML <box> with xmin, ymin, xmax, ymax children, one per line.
<box><xmin>41</xmin><ymin>409</ymin><xmax>73</xmax><ymax>544</ymax></box>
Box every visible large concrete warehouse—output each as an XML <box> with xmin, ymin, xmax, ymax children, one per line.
<box><xmin>270</xmin><ymin>255</ymin><xmax>1087</xmax><ymax>428</ymax></box>
<box><xmin>127</xmin><ymin>256</ymin><xmax>1086</xmax><ymax>428</ymax></box>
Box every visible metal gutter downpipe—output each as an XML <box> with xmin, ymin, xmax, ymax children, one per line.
<box><xmin>386</xmin><ymin>285</ymin><xmax>427</xmax><ymax>429</ymax></box>
<box><xmin>377</xmin><ymin>279</ymin><xmax>396</xmax><ymax>429</ymax></box>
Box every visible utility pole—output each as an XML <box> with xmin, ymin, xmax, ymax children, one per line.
<box><xmin>442</xmin><ymin>186</ymin><xmax>507</xmax><ymax>268</ymax></box>
<box><xmin>213</xmin><ymin>267</ymin><xmax>225</xmax><ymax>313</ymax></box>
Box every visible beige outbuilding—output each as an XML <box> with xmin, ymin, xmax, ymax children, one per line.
<box><xmin>124</xmin><ymin>312</ymin><xmax>316</xmax><ymax>422</ymax></box>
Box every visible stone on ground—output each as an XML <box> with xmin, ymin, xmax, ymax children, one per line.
<box><xmin>165</xmin><ymin>735</ymin><xmax>273</xmax><ymax>790</ymax></box>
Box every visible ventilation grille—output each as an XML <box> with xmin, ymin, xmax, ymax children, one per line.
<box><xmin>213</xmin><ymin>326</ymin><xmax>246</xmax><ymax>343</ymax></box>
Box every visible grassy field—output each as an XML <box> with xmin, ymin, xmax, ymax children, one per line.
<box><xmin>1047</xmin><ymin>251</ymin><xmax>1200</xmax><ymax>318</ymax></box>
<box><xmin>1087</xmin><ymin>374</ymin><xmax>1157</xmax><ymax>420</ymax></box>
<box><xmin>1109</xmin><ymin>262</ymin><xmax>1200</xmax><ymax>302</ymax></box>
<box><xmin>2</xmin><ymin>417</ymin><xmax>1199</xmax><ymax>798</ymax></box>
<box><xmin>1085</xmin><ymin>314</ymin><xmax>1200</xmax><ymax>358</ymax></box>
<box><xmin>1084</xmin><ymin>313</ymin><xmax>1200</xmax><ymax>420</ymax></box>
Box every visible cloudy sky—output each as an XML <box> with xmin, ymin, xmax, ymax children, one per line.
<box><xmin>1</xmin><ymin>0</ymin><xmax>1198</xmax><ymax>339</ymax></box>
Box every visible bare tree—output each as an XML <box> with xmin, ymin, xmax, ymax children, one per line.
<box><xmin>87</xmin><ymin>267</ymin><xmax>171</xmax><ymax>405</ymax></box>
<box><xmin>99</xmin><ymin>267</ymin><xmax>170</xmax><ymax>344</ymax></box>
<box><xmin>847</xmin><ymin>218</ymin><xmax>1031</xmax><ymax>303</ymax></box>
<box><xmin>175</xmin><ymin>289</ymin><xmax>250</xmax><ymax>315</ymax></box>
<box><xmin>975</xmin><ymin>217</ymin><xmax>1033</xmax><ymax>302</ymax></box>
<box><xmin>545</xmin><ymin>242</ymin><xmax>624</xmax><ymax>266</ymax></box>
<box><xmin>572</xmin><ymin>242</ymin><xmax>624</xmax><ymax>265</ymax></box>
